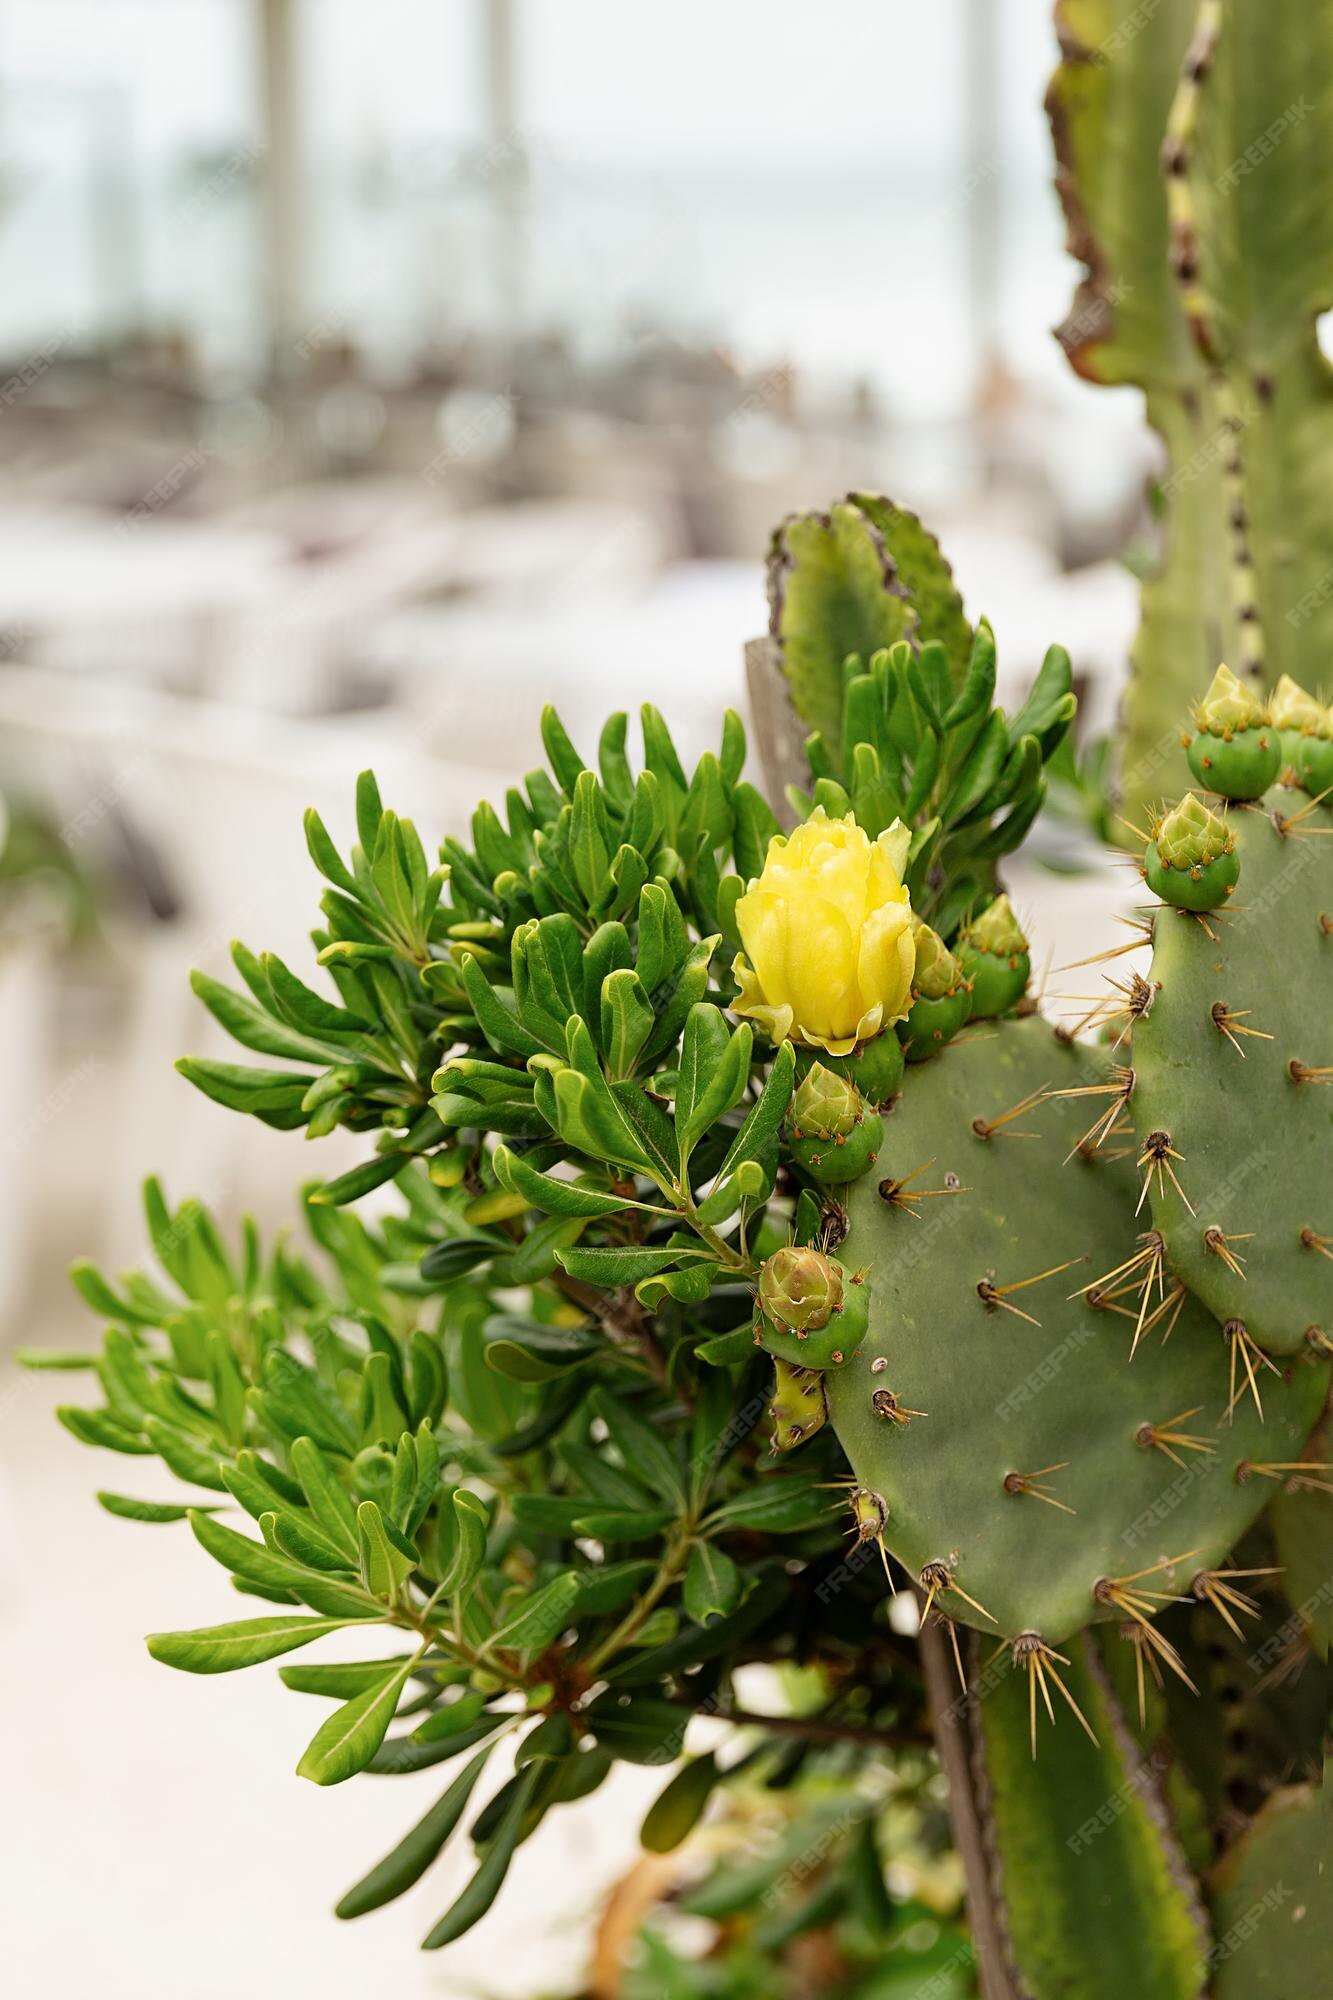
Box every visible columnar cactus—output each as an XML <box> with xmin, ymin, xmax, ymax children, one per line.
<box><xmin>1048</xmin><ymin>1</ymin><xmax>1333</xmax><ymax>815</ymax></box>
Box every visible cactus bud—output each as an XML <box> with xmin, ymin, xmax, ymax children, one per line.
<box><xmin>767</xmin><ymin>1358</ymin><xmax>827</xmax><ymax>1451</ymax></box>
<box><xmin>1294</xmin><ymin>704</ymin><xmax>1333</xmax><ymax>799</ymax></box>
<box><xmin>1269</xmin><ymin>674</ymin><xmax>1326</xmax><ymax>778</ymax></box>
<box><xmin>1144</xmin><ymin>793</ymin><xmax>1239</xmax><ymax>911</ymax></box>
<box><xmin>897</xmin><ymin>916</ymin><xmax>971</xmax><ymax>1062</ymax></box>
<box><xmin>955</xmin><ymin>894</ymin><xmax>1031</xmax><ymax>1019</ymax></box>
<box><xmin>755</xmin><ymin>1248</ymin><xmax>869</xmax><ymax>1368</ymax></box>
<box><xmin>819</xmin><ymin>1029</ymin><xmax>905</xmax><ymax>1108</ymax></box>
<box><xmin>785</xmin><ymin>1062</ymin><xmax>883</xmax><ymax>1184</ymax></box>
<box><xmin>848</xmin><ymin>1485</ymin><xmax>888</xmax><ymax>1547</ymax></box>
<box><xmin>1184</xmin><ymin>664</ymin><xmax>1279</xmax><ymax>800</ymax></box>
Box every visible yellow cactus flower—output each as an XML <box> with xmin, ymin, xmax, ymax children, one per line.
<box><xmin>731</xmin><ymin>808</ymin><xmax>915</xmax><ymax>1054</ymax></box>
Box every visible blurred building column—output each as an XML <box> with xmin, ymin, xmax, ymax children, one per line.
<box><xmin>257</xmin><ymin>0</ymin><xmax>304</xmax><ymax>370</ymax></box>
<box><xmin>964</xmin><ymin>0</ymin><xmax>1002</xmax><ymax>386</ymax></box>
<box><xmin>481</xmin><ymin>0</ymin><xmax>526</xmax><ymax>333</ymax></box>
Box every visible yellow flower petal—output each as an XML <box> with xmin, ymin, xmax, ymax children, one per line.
<box><xmin>730</xmin><ymin>806</ymin><xmax>916</xmax><ymax>1049</ymax></box>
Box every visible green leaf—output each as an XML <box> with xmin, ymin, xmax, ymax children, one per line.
<box><xmin>56</xmin><ymin>1405</ymin><xmax>150</xmax><ymax>1454</ymax></box>
<box><xmin>96</xmin><ymin>1490</ymin><xmax>216</xmax><ymax>1523</ymax></box>
<box><xmin>439</xmin><ymin>1490</ymin><xmax>489</xmax><ymax>1597</ymax></box>
<box><xmin>336</xmin><ymin>1744</ymin><xmax>496</xmax><ymax>1919</ymax></box>
<box><xmin>190</xmin><ymin>1509</ymin><xmax>379</xmax><ymax>1619</ymax></box>
<box><xmin>147</xmin><ymin>1613</ymin><xmax>363</xmax><ymax>1674</ymax></box>
<box><xmin>142</xmin><ymin>1416</ymin><xmax>227</xmax><ymax>1492</ymax></box>
<box><xmin>673</xmin><ymin>1002</ymin><xmax>729</xmax><ymax>1155</ymax></box>
<box><xmin>589</xmin><ymin>1386</ymin><xmax>686</xmax><ymax>1509</ymax></box>
<box><xmin>189</xmin><ymin>969</ymin><xmax>340</xmax><ymax>1066</ymax></box>
<box><xmin>575</xmin><ymin>1560</ymin><xmax>657</xmax><ymax>1615</ymax></box>
<box><xmin>599</xmin><ymin>966</ymin><xmax>655</xmax><ymax>1079</ymax></box>
<box><xmin>556</xmin><ymin>1244</ymin><xmax>707</xmax><ymax>1287</ymax></box>
<box><xmin>411</xmin><ymin>1693</ymin><xmax>489</xmax><ymax>1744</ymax></box>
<box><xmin>540</xmin><ymin>705</ymin><xmax>587</xmax><ymax>797</ymax></box>
<box><xmin>491</xmin><ymin>1145</ymin><xmax>667</xmax><ymax>1221</ymax></box>
<box><xmin>174</xmin><ymin>1057</ymin><xmax>313</xmax><ymax>1128</ymax></box>
<box><xmin>280</xmin><ymin>1656</ymin><xmax>419</xmax><ymax>1699</ymax></box>
<box><xmin>14</xmin><ymin>1346</ymin><xmax>98</xmax><ymax>1370</ymax></box>
<box><xmin>357</xmin><ymin>1499</ymin><xmax>414</xmax><ymax>1597</ymax></box>
<box><xmin>297</xmin><ymin>1654</ymin><xmax>420</xmax><ymax>1786</ymax></box>
<box><xmin>418</xmin><ymin>1234</ymin><xmax>502</xmax><ymax>1282</ymax></box>
<box><xmin>309</xmin><ymin>1153</ymin><xmax>410</xmax><ymax>1208</ymax></box>
<box><xmin>421</xmin><ymin>1762</ymin><xmax>544</xmax><ymax>1949</ymax></box>
<box><xmin>485</xmin><ymin>1572</ymin><xmax>583</xmax><ymax>1658</ymax></box>
<box><xmin>707</xmin><ymin>1477</ymin><xmax>835</xmax><ymax>1534</ymax></box>
<box><xmin>694</xmin><ymin>1326</ymin><xmax>756</xmax><ymax>1367</ymax></box>
<box><xmin>683</xmin><ymin>1542</ymin><xmax>741</xmax><ymax>1626</ymax></box>
<box><xmin>570</xmin><ymin>1508</ymin><xmax>676</xmax><ymax>1541</ymax></box>
<box><xmin>267</xmin><ymin>1509</ymin><xmax>356</xmax><ymax>1576</ymax></box>
<box><xmin>640</xmin><ymin>1753</ymin><xmax>719</xmax><ymax>1853</ymax></box>
<box><xmin>549</xmin><ymin>1059</ymin><xmax>654</xmax><ymax>1175</ymax></box>
<box><xmin>290</xmin><ymin>1435</ymin><xmax>359</xmax><ymax>1560</ymax></box>
<box><xmin>585</xmin><ymin>1693</ymin><xmax>693</xmax><ymax>1765</ymax></box>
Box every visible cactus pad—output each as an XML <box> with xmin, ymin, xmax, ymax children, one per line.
<box><xmin>1131</xmin><ymin>786</ymin><xmax>1333</xmax><ymax>1356</ymax></box>
<box><xmin>824</xmin><ymin>1016</ymin><xmax>1328</xmax><ymax>1645</ymax></box>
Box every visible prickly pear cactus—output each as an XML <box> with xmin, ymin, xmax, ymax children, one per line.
<box><xmin>1130</xmin><ymin>782</ymin><xmax>1333</xmax><ymax>1356</ymax></box>
<box><xmin>823</xmin><ymin>1015</ymin><xmax>1329</xmax><ymax>1646</ymax></box>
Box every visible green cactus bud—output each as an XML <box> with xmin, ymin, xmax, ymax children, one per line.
<box><xmin>897</xmin><ymin>916</ymin><xmax>971</xmax><ymax>1062</ymax></box>
<box><xmin>1184</xmin><ymin>665</ymin><xmax>1280</xmax><ymax>800</ymax></box>
<box><xmin>755</xmin><ymin>1248</ymin><xmax>869</xmax><ymax>1369</ymax></box>
<box><xmin>847</xmin><ymin>1485</ymin><xmax>888</xmax><ymax>1549</ymax></box>
<box><xmin>767</xmin><ymin>1359</ymin><xmax>827</xmax><ymax>1451</ymax></box>
<box><xmin>1143</xmin><ymin>793</ymin><xmax>1239</xmax><ymax>912</ymax></box>
<box><xmin>1194</xmin><ymin>663</ymin><xmax>1266</xmax><ymax>735</ymax></box>
<box><xmin>757</xmin><ymin>1245</ymin><xmax>841</xmax><ymax>1332</ymax></box>
<box><xmin>784</xmin><ymin>1063</ymin><xmax>883</xmax><ymax>1184</ymax></box>
<box><xmin>909</xmin><ymin>915</ymin><xmax>962</xmax><ymax>1000</ymax></box>
<box><xmin>1270</xmin><ymin>674</ymin><xmax>1327</xmax><ymax>776</ymax></box>
<box><xmin>823</xmin><ymin>1029</ymin><xmax>905</xmax><ymax>1108</ymax></box>
<box><xmin>955</xmin><ymin>894</ymin><xmax>1031</xmax><ymax>1019</ymax></box>
<box><xmin>1293</xmin><ymin>704</ymin><xmax>1333</xmax><ymax>798</ymax></box>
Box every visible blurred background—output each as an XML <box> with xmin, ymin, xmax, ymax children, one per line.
<box><xmin>0</xmin><ymin>4</ymin><xmax>1156</xmax><ymax>1995</ymax></box>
